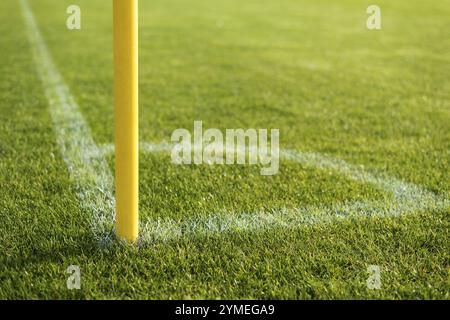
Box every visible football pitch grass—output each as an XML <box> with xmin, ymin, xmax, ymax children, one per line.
<box><xmin>0</xmin><ymin>0</ymin><xmax>449</xmax><ymax>299</ymax></box>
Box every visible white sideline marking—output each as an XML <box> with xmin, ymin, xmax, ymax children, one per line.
<box><xmin>21</xmin><ymin>0</ymin><xmax>448</xmax><ymax>245</ymax></box>
<box><xmin>20</xmin><ymin>0</ymin><xmax>115</xmax><ymax>241</ymax></box>
<box><xmin>99</xmin><ymin>143</ymin><xmax>448</xmax><ymax>245</ymax></box>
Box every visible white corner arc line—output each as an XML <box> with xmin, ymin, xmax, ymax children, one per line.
<box><xmin>20</xmin><ymin>0</ymin><xmax>448</xmax><ymax>246</ymax></box>
<box><xmin>20</xmin><ymin>0</ymin><xmax>115</xmax><ymax>241</ymax></box>
<box><xmin>98</xmin><ymin>142</ymin><xmax>448</xmax><ymax>245</ymax></box>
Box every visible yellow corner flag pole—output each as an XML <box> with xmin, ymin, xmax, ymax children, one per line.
<box><xmin>114</xmin><ymin>0</ymin><xmax>139</xmax><ymax>242</ymax></box>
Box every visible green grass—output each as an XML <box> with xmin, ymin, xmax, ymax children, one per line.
<box><xmin>0</xmin><ymin>0</ymin><xmax>449</xmax><ymax>299</ymax></box>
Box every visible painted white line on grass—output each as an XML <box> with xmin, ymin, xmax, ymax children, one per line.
<box><xmin>99</xmin><ymin>143</ymin><xmax>448</xmax><ymax>245</ymax></box>
<box><xmin>20</xmin><ymin>0</ymin><xmax>115</xmax><ymax>241</ymax></box>
<box><xmin>21</xmin><ymin>0</ymin><xmax>448</xmax><ymax>245</ymax></box>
